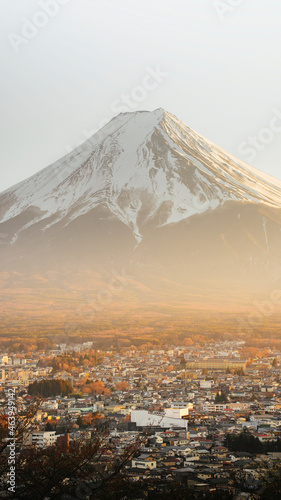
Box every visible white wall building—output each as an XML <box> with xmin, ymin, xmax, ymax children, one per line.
<box><xmin>200</xmin><ymin>380</ymin><xmax>213</xmax><ymax>389</ymax></box>
<box><xmin>202</xmin><ymin>403</ymin><xmax>228</xmax><ymax>412</ymax></box>
<box><xmin>132</xmin><ymin>457</ymin><xmax>157</xmax><ymax>469</ymax></box>
<box><xmin>131</xmin><ymin>405</ymin><xmax>190</xmax><ymax>430</ymax></box>
<box><xmin>41</xmin><ymin>400</ymin><xmax>59</xmax><ymax>410</ymax></box>
<box><xmin>31</xmin><ymin>431</ymin><xmax>57</xmax><ymax>448</ymax></box>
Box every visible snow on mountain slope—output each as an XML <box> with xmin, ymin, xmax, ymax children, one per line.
<box><xmin>1</xmin><ymin>108</ymin><xmax>281</xmax><ymax>244</ymax></box>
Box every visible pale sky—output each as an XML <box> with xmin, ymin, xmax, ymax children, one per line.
<box><xmin>1</xmin><ymin>0</ymin><xmax>281</xmax><ymax>192</ymax></box>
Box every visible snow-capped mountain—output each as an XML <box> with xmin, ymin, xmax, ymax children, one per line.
<box><xmin>1</xmin><ymin>108</ymin><xmax>281</xmax><ymax>244</ymax></box>
<box><xmin>1</xmin><ymin>109</ymin><xmax>281</xmax><ymax>292</ymax></box>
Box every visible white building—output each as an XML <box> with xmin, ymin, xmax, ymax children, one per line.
<box><xmin>132</xmin><ymin>456</ymin><xmax>157</xmax><ymax>469</ymax></box>
<box><xmin>17</xmin><ymin>370</ymin><xmax>30</xmax><ymax>386</ymax></box>
<box><xmin>202</xmin><ymin>403</ymin><xmax>228</xmax><ymax>412</ymax></box>
<box><xmin>131</xmin><ymin>404</ymin><xmax>191</xmax><ymax>430</ymax></box>
<box><xmin>31</xmin><ymin>431</ymin><xmax>57</xmax><ymax>448</ymax></box>
<box><xmin>200</xmin><ymin>380</ymin><xmax>213</xmax><ymax>389</ymax></box>
<box><xmin>41</xmin><ymin>400</ymin><xmax>59</xmax><ymax>410</ymax></box>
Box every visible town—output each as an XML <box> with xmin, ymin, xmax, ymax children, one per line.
<box><xmin>1</xmin><ymin>339</ymin><xmax>281</xmax><ymax>498</ymax></box>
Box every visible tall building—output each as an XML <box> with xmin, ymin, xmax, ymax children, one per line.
<box><xmin>30</xmin><ymin>431</ymin><xmax>57</xmax><ymax>448</ymax></box>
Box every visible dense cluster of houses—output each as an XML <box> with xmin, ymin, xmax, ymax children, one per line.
<box><xmin>1</xmin><ymin>340</ymin><xmax>281</xmax><ymax>496</ymax></box>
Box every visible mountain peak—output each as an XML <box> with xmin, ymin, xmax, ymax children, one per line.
<box><xmin>1</xmin><ymin>109</ymin><xmax>281</xmax><ymax>296</ymax></box>
<box><xmin>153</xmin><ymin>106</ymin><xmax>166</xmax><ymax>116</ymax></box>
<box><xmin>1</xmin><ymin>109</ymin><xmax>281</xmax><ymax>248</ymax></box>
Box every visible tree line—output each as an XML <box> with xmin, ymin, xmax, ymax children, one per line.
<box><xmin>28</xmin><ymin>379</ymin><xmax>73</xmax><ymax>397</ymax></box>
<box><xmin>225</xmin><ymin>429</ymin><xmax>281</xmax><ymax>454</ymax></box>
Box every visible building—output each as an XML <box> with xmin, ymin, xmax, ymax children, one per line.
<box><xmin>185</xmin><ymin>359</ymin><xmax>247</xmax><ymax>371</ymax></box>
<box><xmin>132</xmin><ymin>456</ymin><xmax>157</xmax><ymax>469</ymax></box>
<box><xmin>1</xmin><ymin>356</ymin><xmax>10</xmax><ymax>365</ymax></box>
<box><xmin>200</xmin><ymin>380</ymin><xmax>213</xmax><ymax>389</ymax></box>
<box><xmin>12</xmin><ymin>358</ymin><xmax>26</xmax><ymax>366</ymax></box>
<box><xmin>202</xmin><ymin>403</ymin><xmax>228</xmax><ymax>412</ymax></box>
<box><xmin>17</xmin><ymin>370</ymin><xmax>30</xmax><ymax>386</ymax></box>
<box><xmin>130</xmin><ymin>405</ymin><xmax>191</xmax><ymax>430</ymax></box>
<box><xmin>30</xmin><ymin>431</ymin><xmax>57</xmax><ymax>448</ymax></box>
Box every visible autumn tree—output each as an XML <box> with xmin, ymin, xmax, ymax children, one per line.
<box><xmin>183</xmin><ymin>337</ymin><xmax>193</xmax><ymax>346</ymax></box>
<box><xmin>91</xmin><ymin>380</ymin><xmax>105</xmax><ymax>395</ymax></box>
<box><xmin>115</xmin><ymin>381</ymin><xmax>129</xmax><ymax>391</ymax></box>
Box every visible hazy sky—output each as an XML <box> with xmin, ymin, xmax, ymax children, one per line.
<box><xmin>1</xmin><ymin>0</ymin><xmax>281</xmax><ymax>192</ymax></box>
